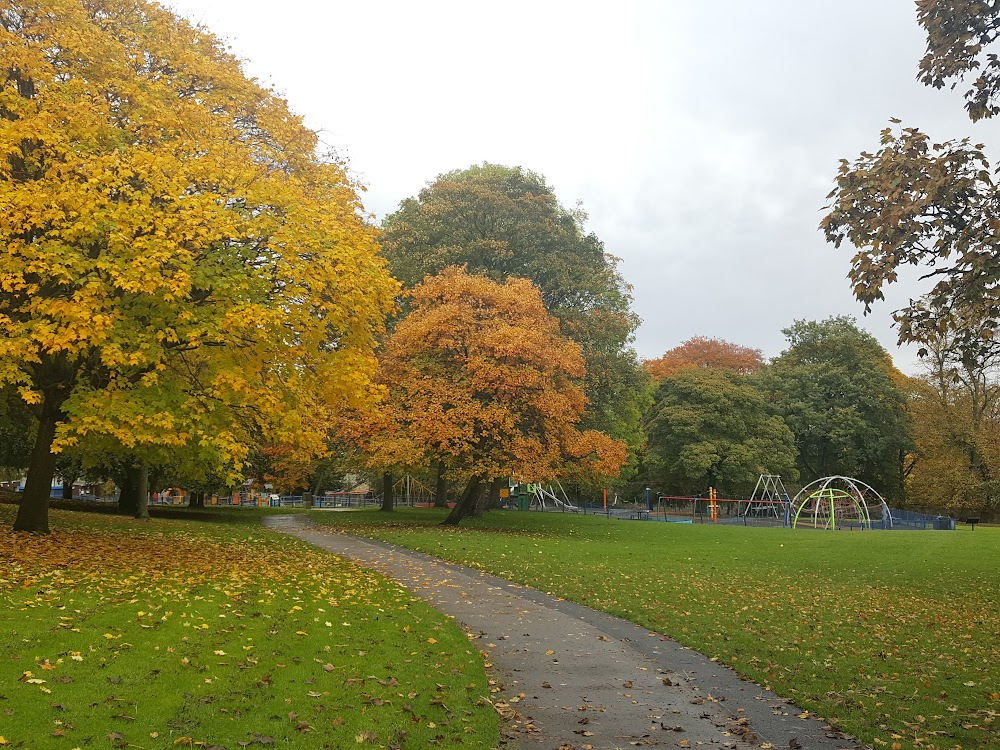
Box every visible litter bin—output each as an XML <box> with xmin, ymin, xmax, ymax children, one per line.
<box><xmin>934</xmin><ymin>516</ymin><xmax>956</xmax><ymax>530</ymax></box>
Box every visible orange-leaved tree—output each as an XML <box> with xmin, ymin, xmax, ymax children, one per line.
<box><xmin>644</xmin><ymin>337</ymin><xmax>763</xmax><ymax>380</ymax></box>
<box><xmin>0</xmin><ymin>1</ymin><xmax>396</xmax><ymax>531</ymax></box>
<box><xmin>371</xmin><ymin>267</ymin><xmax>626</xmax><ymax>525</ymax></box>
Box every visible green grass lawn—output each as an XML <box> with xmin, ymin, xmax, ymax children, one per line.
<box><xmin>309</xmin><ymin>507</ymin><xmax>1000</xmax><ymax>750</ymax></box>
<box><xmin>0</xmin><ymin>504</ymin><xmax>498</xmax><ymax>749</ymax></box>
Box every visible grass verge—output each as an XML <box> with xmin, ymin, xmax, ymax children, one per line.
<box><xmin>309</xmin><ymin>507</ymin><xmax>1000</xmax><ymax>750</ymax></box>
<box><xmin>0</xmin><ymin>505</ymin><xmax>498</xmax><ymax>749</ymax></box>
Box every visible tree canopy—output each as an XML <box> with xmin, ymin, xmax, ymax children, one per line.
<box><xmin>0</xmin><ymin>0</ymin><xmax>396</xmax><ymax>531</ymax></box>
<box><xmin>917</xmin><ymin>0</ymin><xmax>1000</xmax><ymax>122</ymax></box>
<box><xmin>645</xmin><ymin>337</ymin><xmax>763</xmax><ymax>381</ymax></box>
<box><xmin>380</xmin><ymin>163</ymin><xmax>650</xmax><ymax>478</ymax></box>
<box><xmin>823</xmin><ymin>2</ymin><xmax>1000</xmax><ymax>346</ymax></box>
<box><xmin>759</xmin><ymin>317</ymin><xmax>912</xmax><ymax>498</ymax></box>
<box><xmin>644</xmin><ymin>367</ymin><xmax>797</xmax><ymax>497</ymax></box>
<box><xmin>903</xmin><ymin>305</ymin><xmax>1000</xmax><ymax>516</ymax></box>
<box><xmin>368</xmin><ymin>267</ymin><xmax>627</xmax><ymax>524</ymax></box>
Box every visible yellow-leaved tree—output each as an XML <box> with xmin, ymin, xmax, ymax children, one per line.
<box><xmin>367</xmin><ymin>267</ymin><xmax>627</xmax><ymax>525</ymax></box>
<box><xmin>0</xmin><ymin>0</ymin><xmax>397</xmax><ymax>531</ymax></box>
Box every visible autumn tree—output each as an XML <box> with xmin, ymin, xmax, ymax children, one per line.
<box><xmin>822</xmin><ymin>2</ymin><xmax>1000</xmax><ymax>346</ymax></box>
<box><xmin>644</xmin><ymin>368</ymin><xmax>797</xmax><ymax>497</ymax></box>
<box><xmin>370</xmin><ymin>267</ymin><xmax>627</xmax><ymax>525</ymax></box>
<box><xmin>0</xmin><ymin>1</ymin><xmax>396</xmax><ymax>532</ymax></box>
<box><xmin>380</xmin><ymin>163</ymin><xmax>651</xmax><ymax>481</ymax></box>
<box><xmin>917</xmin><ymin>0</ymin><xmax>1000</xmax><ymax>122</ymax></box>
<box><xmin>759</xmin><ymin>318</ymin><xmax>913</xmax><ymax>498</ymax></box>
<box><xmin>903</xmin><ymin>301</ymin><xmax>1000</xmax><ymax>517</ymax></box>
<box><xmin>645</xmin><ymin>337</ymin><xmax>763</xmax><ymax>381</ymax></box>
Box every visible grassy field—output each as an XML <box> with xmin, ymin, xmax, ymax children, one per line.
<box><xmin>0</xmin><ymin>504</ymin><xmax>498</xmax><ymax>749</ymax></box>
<box><xmin>308</xmin><ymin>508</ymin><xmax>1000</xmax><ymax>750</ymax></box>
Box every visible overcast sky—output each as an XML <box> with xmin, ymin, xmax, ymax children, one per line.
<box><xmin>165</xmin><ymin>0</ymin><xmax>990</xmax><ymax>372</ymax></box>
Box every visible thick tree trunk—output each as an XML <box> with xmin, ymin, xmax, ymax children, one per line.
<box><xmin>134</xmin><ymin>460</ymin><xmax>150</xmax><ymax>520</ymax></box>
<box><xmin>118</xmin><ymin>465</ymin><xmax>140</xmax><ymax>516</ymax></box>
<box><xmin>471</xmin><ymin>477</ymin><xmax>503</xmax><ymax>517</ymax></box>
<box><xmin>61</xmin><ymin>475</ymin><xmax>75</xmax><ymax>500</ymax></box>
<box><xmin>442</xmin><ymin>474</ymin><xmax>484</xmax><ymax>526</ymax></box>
<box><xmin>189</xmin><ymin>491</ymin><xmax>205</xmax><ymax>509</ymax></box>
<box><xmin>12</xmin><ymin>405</ymin><xmax>60</xmax><ymax>533</ymax></box>
<box><xmin>486</xmin><ymin>477</ymin><xmax>505</xmax><ymax>511</ymax></box>
<box><xmin>434</xmin><ymin>462</ymin><xmax>448</xmax><ymax>508</ymax></box>
<box><xmin>380</xmin><ymin>471</ymin><xmax>394</xmax><ymax>512</ymax></box>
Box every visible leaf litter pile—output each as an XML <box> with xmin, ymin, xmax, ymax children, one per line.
<box><xmin>0</xmin><ymin>507</ymin><xmax>498</xmax><ymax>749</ymax></box>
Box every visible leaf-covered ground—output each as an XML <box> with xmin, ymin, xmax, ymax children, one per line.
<box><xmin>0</xmin><ymin>505</ymin><xmax>498</xmax><ymax>749</ymax></box>
<box><xmin>311</xmin><ymin>508</ymin><xmax>1000</xmax><ymax>750</ymax></box>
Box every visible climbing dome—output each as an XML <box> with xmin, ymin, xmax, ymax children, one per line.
<box><xmin>790</xmin><ymin>476</ymin><xmax>890</xmax><ymax>530</ymax></box>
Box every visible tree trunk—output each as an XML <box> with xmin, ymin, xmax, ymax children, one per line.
<box><xmin>118</xmin><ymin>465</ymin><xmax>140</xmax><ymax>516</ymax></box>
<box><xmin>134</xmin><ymin>460</ymin><xmax>150</xmax><ymax>520</ymax></box>
<box><xmin>434</xmin><ymin>462</ymin><xmax>448</xmax><ymax>508</ymax></box>
<box><xmin>442</xmin><ymin>474</ymin><xmax>484</xmax><ymax>526</ymax></box>
<box><xmin>12</xmin><ymin>404</ymin><xmax>60</xmax><ymax>533</ymax></box>
<box><xmin>380</xmin><ymin>471</ymin><xmax>394</xmax><ymax>512</ymax></box>
<box><xmin>476</xmin><ymin>477</ymin><xmax>504</xmax><ymax>515</ymax></box>
<box><xmin>189</xmin><ymin>491</ymin><xmax>205</xmax><ymax>509</ymax></box>
<box><xmin>61</xmin><ymin>474</ymin><xmax>76</xmax><ymax>500</ymax></box>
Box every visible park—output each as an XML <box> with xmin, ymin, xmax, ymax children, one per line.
<box><xmin>2</xmin><ymin>494</ymin><xmax>997</xmax><ymax>749</ymax></box>
<box><xmin>4</xmin><ymin>1</ymin><xmax>1000</xmax><ymax>749</ymax></box>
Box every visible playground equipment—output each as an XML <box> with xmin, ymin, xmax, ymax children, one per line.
<box><xmin>510</xmin><ymin>481</ymin><xmax>580</xmax><ymax>512</ymax></box>
<box><xmin>790</xmin><ymin>476</ymin><xmax>891</xmax><ymax>530</ymax></box>
<box><xmin>393</xmin><ymin>474</ymin><xmax>435</xmax><ymax>506</ymax></box>
<box><xmin>741</xmin><ymin>475</ymin><xmax>788</xmax><ymax>519</ymax></box>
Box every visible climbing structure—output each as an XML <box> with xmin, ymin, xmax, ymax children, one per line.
<box><xmin>741</xmin><ymin>475</ymin><xmax>787</xmax><ymax>519</ymax></box>
<box><xmin>790</xmin><ymin>476</ymin><xmax>891</xmax><ymax>530</ymax></box>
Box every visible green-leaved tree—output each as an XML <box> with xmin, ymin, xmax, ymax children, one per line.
<box><xmin>759</xmin><ymin>318</ymin><xmax>912</xmax><ymax>498</ymax></box>
<box><xmin>645</xmin><ymin>368</ymin><xmax>797</xmax><ymax>497</ymax></box>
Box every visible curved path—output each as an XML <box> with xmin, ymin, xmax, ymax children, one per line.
<box><xmin>264</xmin><ymin>515</ymin><xmax>861</xmax><ymax>750</ymax></box>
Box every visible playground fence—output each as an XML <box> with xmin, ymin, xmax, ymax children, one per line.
<box><xmin>502</xmin><ymin>494</ymin><xmax>951</xmax><ymax>531</ymax></box>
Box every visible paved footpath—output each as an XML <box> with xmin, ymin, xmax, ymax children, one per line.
<box><xmin>264</xmin><ymin>516</ymin><xmax>863</xmax><ymax>750</ymax></box>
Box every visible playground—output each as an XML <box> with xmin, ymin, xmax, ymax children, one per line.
<box><xmin>501</xmin><ymin>473</ymin><xmax>960</xmax><ymax>531</ymax></box>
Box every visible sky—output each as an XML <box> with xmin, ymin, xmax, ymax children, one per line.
<box><xmin>165</xmin><ymin>0</ymin><xmax>991</xmax><ymax>372</ymax></box>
